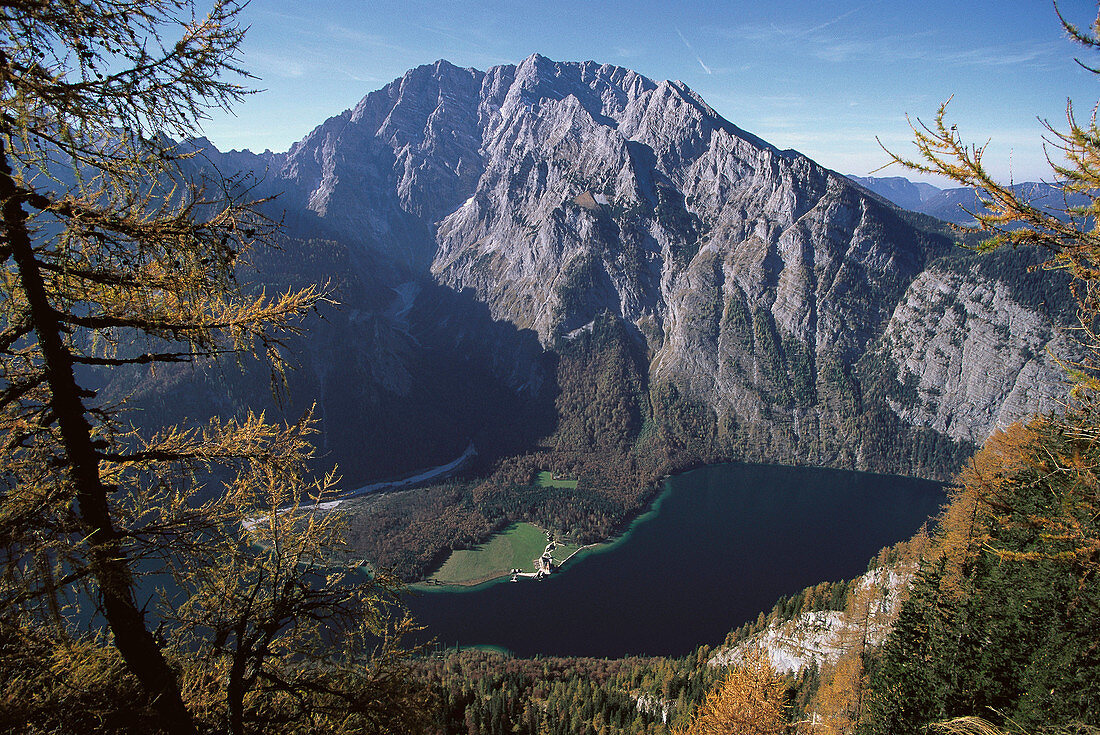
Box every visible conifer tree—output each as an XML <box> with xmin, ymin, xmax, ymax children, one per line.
<box><xmin>674</xmin><ymin>649</ymin><xmax>789</xmax><ymax>735</ymax></box>
<box><xmin>0</xmin><ymin>3</ymin><xmax>425</xmax><ymax>733</ymax></box>
<box><xmin>881</xmin><ymin>7</ymin><xmax>1100</xmax><ymax>384</ymax></box>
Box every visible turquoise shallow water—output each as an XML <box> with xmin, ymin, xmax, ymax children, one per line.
<box><xmin>407</xmin><ymin>462</ymin><xmax>945</xmax><ymax>657</ymax></box>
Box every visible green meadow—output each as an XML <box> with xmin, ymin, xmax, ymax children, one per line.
<box><xmin>425</xmin><ymin>522</ymin><xmax>588</xmax><ymax>586</ymax></box>
<box><xmin>536</xmin><ymin>471</ymin><xmax>578</xmax><ymax>489</ymax></box>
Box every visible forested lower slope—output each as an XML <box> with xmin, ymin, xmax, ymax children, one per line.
<box><xmin>861</xmin><ymin>413</ymin><xmax>1100</xmax><ymax>733</ymax></box>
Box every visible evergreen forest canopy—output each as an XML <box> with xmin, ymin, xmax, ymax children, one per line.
<box><xmin>0</xmin><ymin>1</ymin><xmax>1099</xmax><ymax>734</ymax></box>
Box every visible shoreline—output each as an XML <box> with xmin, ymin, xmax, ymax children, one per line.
<box><xmin>404</xmin><ymin>464</ymin><xmax>947</xmax><ymax>658</ymax></box>
<box><xmin>412</xmin><ymin>520</ymin><xmax>609</xmax><ymax>591</ymax></box>
<box><xmin>413</xmin><ymin>477</ymin><xmax>679</xmax><ymax>591</ymax></box>
<box><xmin>411</xmin><ymin>460</ymin><xmax>942</xmax><ymax>592</ymax></box>
<box><xmin>243</xmin><ymin>442</ymin><xmax>477</xmax><ymax>532</ymax></box>
<box><xmin>413</xmin><ymin>541</ymin><xmax>602</xmax><ymax>591</ymax></box>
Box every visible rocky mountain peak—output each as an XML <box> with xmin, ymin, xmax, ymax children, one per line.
<box><xmin>207</xmin><ymin>55</ymin><xmax>1073</xmax><ymax>474</ymax></box>
<box><xmin>505</xmin><ymin>54</ymin><xmax>656</xmax><ymax>127</ymax></box>
<box><xmin>264</xmin><ymin>56</ymin><xmax>1005</xmax><ymax>367</ymax></box>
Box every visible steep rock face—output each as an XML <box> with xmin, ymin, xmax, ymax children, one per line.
<box><xmin>434</xmin><ymin>54</ymin><xmax>927</xmax><ymax>355</ymax></box>
<box><xmin>709</xmin><ymin>564</ymin><xmax>915</xmax><ymax>675</ymax></box>
<box><xmin>878</xmin><ymin>265</ymin><xmax>1072</xmax><ymax>443</ymax></box>
<box><xmin>433</xmin><ymin>57</ymin><xmax>661</xmax><ymax>337</ymax></box>
<box><xmin>161</xmin><ymin>54</ymin><xmax>1078</xmax><ymax>486</ymax></box>
<box><xmin>279</xmin><ymin>59</ymin><xmax>486</xmax><ymax>271</ymax></box>
<box><xmin>428</xmin><ymin>54</ymin><xmax>972</xmax><ymax>459</ymax></box>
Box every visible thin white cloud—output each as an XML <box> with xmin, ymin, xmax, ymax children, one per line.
<box><xmin>247</xmin><ymin>50</ymin><xmax>307</xmax><ymax>79</ymax></box>
<box><xmin>715</xmin><ymin>16</ymin><xmax>1060</xmax><ymax>71</ymax></box>
<box><xmin>415</xmin><ymin>22</ymin><xmax>485</xmax><ymax>48</ymax></box>
<box><xmin>805</xmin><ymin>6</ymin><xmax>864</xmax><ymax>36</ymax></box>
<box><xmin>751</xmin><ymin>6</ymin><xmax>865</xmax><ymax>42</ymax></box>
<box><xmin>246</xmin><ymin>46</ymin><xmax>385</xmax><ymax>86</ymax></box>
<box><xmin>676</xmin><ymin>27</ymin><xmax>713</xmax><ymax>75</ymax></box>
<box><xmin>811</xmin><ymin>35</ymin><xmax>1060</xmax><ymax>68</ymax></box>
<box><xmin>408</xmin><ymin>23</ymin><xmax>513</xmax><ymax>68</ymax></box>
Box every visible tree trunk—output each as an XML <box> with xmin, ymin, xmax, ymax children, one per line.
<box><xmin>226</xmin><ymin>628</ymin><xmax>251</xmax><ymax>735</ymax></box>
<box><xmin>0</xmin><ymin>143</ymin><xmax>198</xmax><ymax>735</ymax></box>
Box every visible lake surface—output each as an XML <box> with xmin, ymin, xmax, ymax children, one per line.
<box><xmin>406</xmin><ymin>463</ymin><xmax>944</xmax><ymax>658</ymax></box>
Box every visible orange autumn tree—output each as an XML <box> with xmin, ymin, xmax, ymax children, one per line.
<box><xmin>875</xmin><ymin>0</ymin><xmax>1100</xmax><ymax>580</ymax></box>
<box><xmin>675</xmin><ymin>649</ymin><xmax>790</xmax><ymax>735</ymax></box>
<box><xmin>0</xmin><ymin>2</ymin><xmax>427</xmax><ymax>733</ymax></box>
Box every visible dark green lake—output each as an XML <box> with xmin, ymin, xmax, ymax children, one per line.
<box><xmin>407</xmin><ymin>463</ymin><xmax>945</xmax><ymax>657</ymax></box>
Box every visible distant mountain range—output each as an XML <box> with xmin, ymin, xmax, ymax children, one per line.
<box><xmin>845</xmin><ymin>176</ymin><xmax>944</xmax><ymax>214</ymax></box>
<box><xmin>847</xmin><ymin>174</ymin><xmax>1088</xmax><ymax>226</ymax></box>
<box><xmin>110</xmin><ymin>55</ymin><xmax>1076</xmax><ymax>501</ymax></box>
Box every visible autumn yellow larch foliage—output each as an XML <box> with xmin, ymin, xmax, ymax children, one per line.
<box><xmin>675</xmin><ymin>648</ymin><xmax>789</xmax><ymax>735</ymax></box>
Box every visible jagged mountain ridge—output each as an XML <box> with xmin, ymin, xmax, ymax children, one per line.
<box><xmin>150</xmin><ymin>54</ymin><xmax>1073</xmax><ymax>486</ymax></box>
<box><xmin>848</xmin><ymin>174</ymin><xmax>1090</xmax><ymax>226</ymax></box>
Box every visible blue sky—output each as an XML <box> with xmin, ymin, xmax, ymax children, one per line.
<box><xmin>201</xmin><ymin>1</ymin><xmax>1100</xmax><ymax>185</ymax></box>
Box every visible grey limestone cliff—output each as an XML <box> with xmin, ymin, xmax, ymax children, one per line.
<box><xmin>878</xmin><ymin>265</ymin><xmax>1072</xmax><ymax>443</ymax></box>
<box><xmin>172</xmin><ymin>54</ymin><xmax>1076</xmax><ymax>482</ymax></box>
